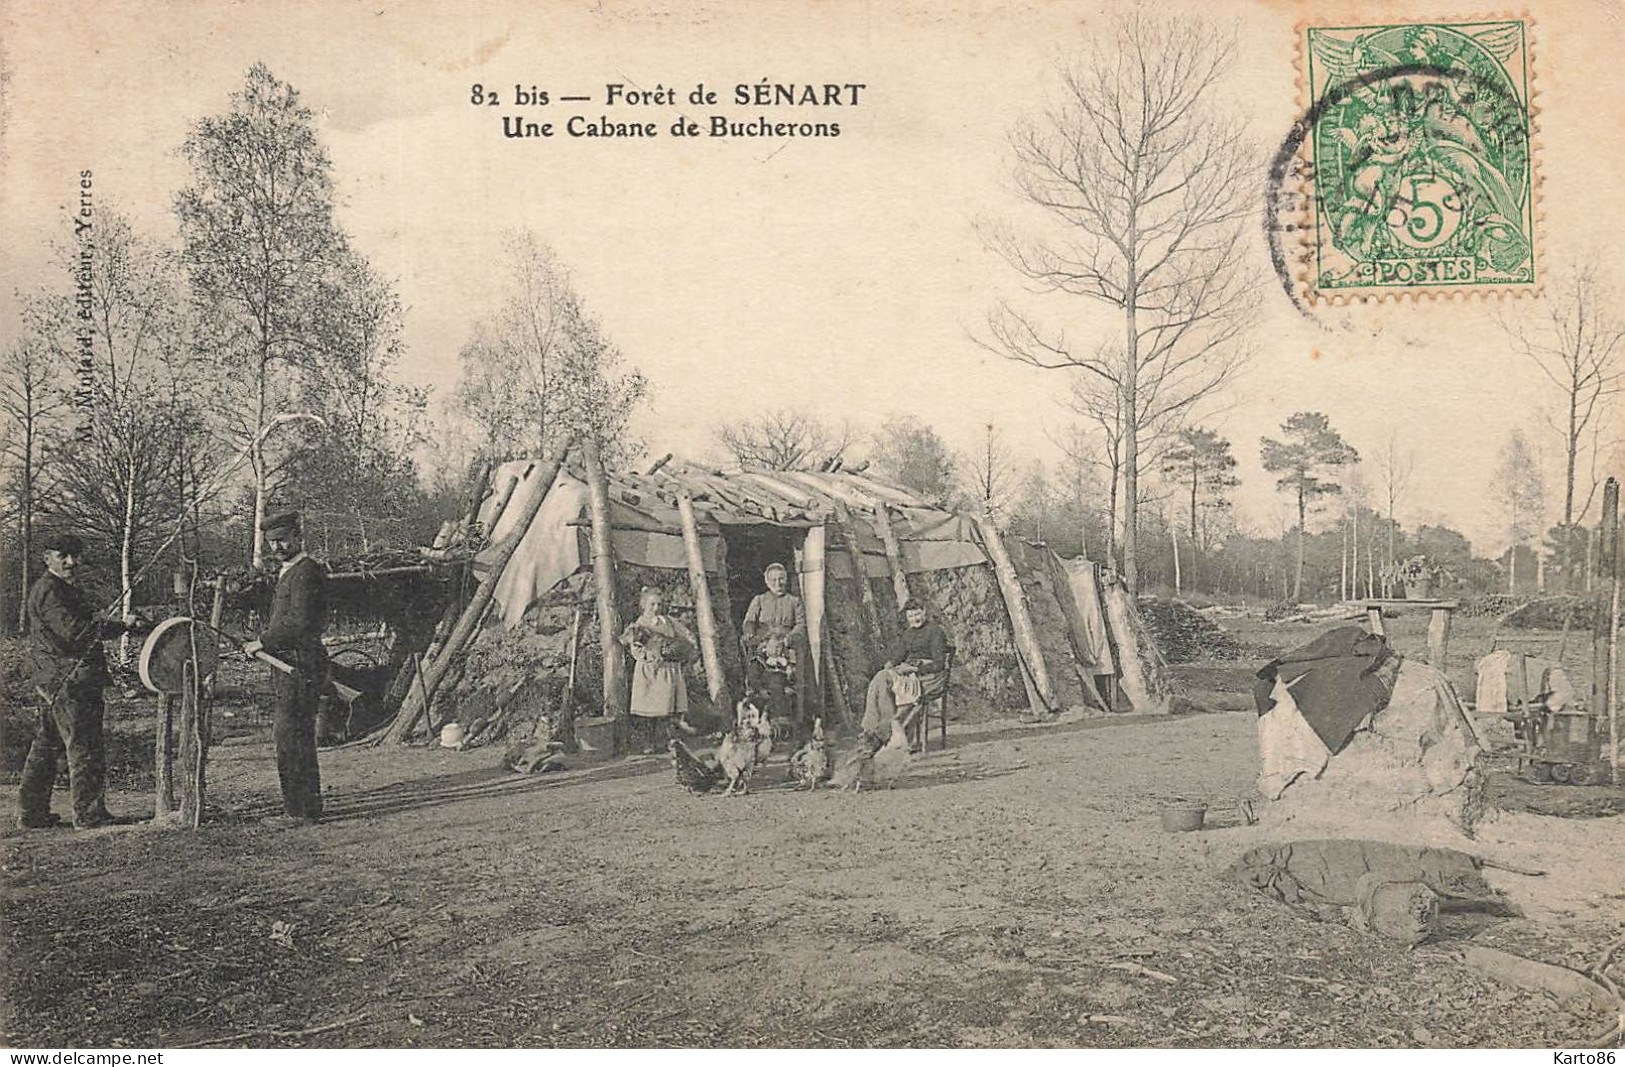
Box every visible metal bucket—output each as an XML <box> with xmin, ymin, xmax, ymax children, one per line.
<box><xmin>1160</xmin><ymin>805</ymin><xmax>1206</xmax><ymax>832</ymax></box>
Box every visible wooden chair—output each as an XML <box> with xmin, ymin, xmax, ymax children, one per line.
<box><xmin>910</xmin><ymin>646</ymin><xmax>955</xmax><ymax>752</ymax></box>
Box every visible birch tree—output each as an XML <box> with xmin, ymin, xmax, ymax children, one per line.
<box><xmin>175</xmin><ymin>63</ymin><xmax>351</xmax><ymax>566</ymax></box>
<box><xmin>979</xmin><ymin>12</ymin><xmax>1258</xmax><ymax>592</ymax></box>
<box><xmin>23</xmin><ymin>213</ymin><xmax>197</xmax><ymax>657</ymax></box>
<box><xmin>453</xmin><ymin>232</ymin><xmax>649</xmax><ymax>465</ymax></box>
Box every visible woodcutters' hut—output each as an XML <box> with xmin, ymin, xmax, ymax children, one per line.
<box><xmin>373</xmin><ymin>454</ymin><xmax>1175</xmax><ymax>748</ymax></box>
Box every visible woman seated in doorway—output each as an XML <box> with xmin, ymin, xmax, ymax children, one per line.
<box><xmin>861</xmin><ymin>599</ymin><xmax>950</xmax><ymax>753</ymax></box>
<box><xmin>620</xmin><ymin>586</ymin><xmax>698</xmax><ymax>753</ymax></box>
<box><xmin>741</xmin><ymin>562</ymin><xmax>805</xmax><ymax>725</ymax></box>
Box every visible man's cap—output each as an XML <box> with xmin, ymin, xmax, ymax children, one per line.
<box><xmin>900</xmin><ymin>598</ymin><xmax>922</xmax><ymax>613</ymax></box>
<box><xmin>41</xmin><ymin>532</ymin><xmax>85</xmax><ymax>555</ymax></box>
<box><xmin>262</xmin><ymin>511</ymin><xmax>301</xmax><ymax>535</ymax></box>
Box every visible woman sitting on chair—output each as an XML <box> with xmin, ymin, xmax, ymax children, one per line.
<box><xmin>861</xmin><ymin>599</ymin><xmax>950</xmax><ymax>752</ymax></box>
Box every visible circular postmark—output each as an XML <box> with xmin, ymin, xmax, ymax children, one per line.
<box><xmin>1266</xmin><ymin>20</ymin><xmax>1535</xmax><ymax>312</ymax></box>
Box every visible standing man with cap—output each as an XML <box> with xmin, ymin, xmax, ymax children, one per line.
<box><xmin>18</xmin><ymin>532</ymin><xmax>142</xmax><ymax>829</ymax></box>
<box><xmin>242</xmin><ymin>511</ymin><xmax>329</xmax><ymax>827</ymax></box>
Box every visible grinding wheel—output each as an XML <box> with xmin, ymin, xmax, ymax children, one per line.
<box><xmin>138</xmin><ymin>617</ymin><xmax>220</xmax><ymax>695</ymax></box>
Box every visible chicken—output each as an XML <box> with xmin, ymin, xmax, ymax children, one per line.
<box><xmin>868</xmin><ymin>718</ymin><xmax>913</xmax><ymax>789</ymax></box>
<box><xmin>716</xmin><ymin>696</ymin><xmax>773</xmax><ymax>796</ymax></box>
<box><xmin>834</xmin><ymin>718</ymin><xmax>912</xmax><ymax>791</ymax></box>
<box><xmin>669</xmin><ymin>738</ymin><xmax>725</xmax><ymax>794</ymax></box>
<box><xmin>789</xmin><ymin>717</ymin><xmax>831</xmax><ymax>790</ymax></box>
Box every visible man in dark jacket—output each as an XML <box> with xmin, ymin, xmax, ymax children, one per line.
<box><xmin>18</xmin><ymin>532</ymin><xmax>140</xmax><ymax>829</ymax></box>
<box><xmin>243</xmin><ymin>512</ymin><xmax>328</xmax><ymax>827</ymax></box>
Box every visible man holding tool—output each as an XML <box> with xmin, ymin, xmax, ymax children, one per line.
<box><xmin>18</xmin><ymin>532</ymin><xmax>147</xmax><ymax>830</ymax></box>
<box><xmin>243</xmin><ymin>511</ymin><xmax>329</xmax><ymax>827</ymax></box>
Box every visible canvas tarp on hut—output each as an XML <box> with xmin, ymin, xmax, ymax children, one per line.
<box><xmin>453</xmin><ymin>458</ymin><xmax>1166</xmax><ymax>725</ymax></box>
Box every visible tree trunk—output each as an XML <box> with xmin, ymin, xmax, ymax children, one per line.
<box><xmin>1340</xmin><ymin>517</ymin><xmax>1349</xmax><ymax>602</ymax></box>
<box><xmin>584</xmin><ymin>438</ymin><xmax>627</xmax><ymax>740</ymax></box>
<box><xmin>1563</xmin><ymin>400</ymin><xmax>1578</xmax><ymax>591</ymax></box>
<box><xmin>1188</xmin><ymin>466</ymin><xmax>1200</xmax><ymax>591</ymax></box>
<box><xmin>1294</xmin><ymin>484</ymin><xmax>1307</xmax><ymax>601</ymax></box>
<box><xmin>674</xmin><ymin>489</ymin><xmax>729</xmax><ymax>714</ymax></box>
<box><xmin>1122</xmin><ymin>241</ymin><xmax>1140</xmax><ymax>594</ymax></box>
<box><xmin>1169</xmin><ymin>510</ymin><xmax>1181</xmax><ymax>595</ymax></box>
<box><xmin>1352</xmin><ymin>507</ymin><xmax>1360</xmax><ymax>598</ymax></box>
<box><xmin>18</xmin><ymin>431</ymin><xmax>32</xmax><ymax>632</ymax></box>
<box><xmin>1509</xmin><ymin>543</ymin><xmax>1518</xmax><ymax>593</ymax></box>
<box><xmin>1105</xmin><ymin>459</ymin><xmax>1120</xmax><ymax>573</ymax></box>
<box><xmin>250</xmin><ymin>441</ymin><xmax>267</xmax><ymax>568</ymax></box>
<box><xmin>1592</xmin><ymin>479</ymin><xmax>1619</xmax><ymax>720</ymax></box>
<box><xmin>119</xmin><ymin>457</ymin><xmax>136</xmax><ymax>665</ymax></box>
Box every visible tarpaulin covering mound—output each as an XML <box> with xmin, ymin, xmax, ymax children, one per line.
<box><xmin>1254</xmin><ymin>627</ymin><xmax>1484</xmax><ymax>833</ymax></box>
<box><xmin>1229</xmin><ymin>838</ymin><xmax>1510</xmax><ymax>943</ymax></box>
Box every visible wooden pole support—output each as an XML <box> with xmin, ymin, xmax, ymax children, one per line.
<box><xmin>482</xmin><ymin>471</ymin><xmax>522</xmax><ymax>539</ymax></box>
<box><xmin>971</xmin><ymin>513</ymin><xmax>1056</xmax><ymax>713</ymax></box>
<box><xmin>674</xmin><ymin>488</ymin><xmax>730</xmax><ymax>714</ymax></box>
<box><xmin>378</xmin><ymin>443</ymin><xmax>569</xmax><ymax>745</ymax></box>
<box><xmin>1426</xmin><ymin>606</ymin><xmax>1454</xmax><ymax>668</ymax></box>
<box><xmin>177</xmin><ymin>659</ymin><xmax>209</xmax><ymax>828</ymax></box>
<box><xmin>154</xmin><ymin>694</ymin><xmax>175</xmax><ymax>817</ymax></box>
<box><xmin>1594</xmin><ymin>478</ymin><xmax>1619</xmax><ymax>723</ymax></box>
<box><xmin>833</xmin><ymin>501</ymin><xmax>887</xmax><ymax>662</ymax></box>
<box><xmin>871</xmin><ymin>503</ymin><xmax>911</xmax><ymax>609</ymax></box>
<box><xmin>559</xmin><ymin>601</ymin><xmax>584</xmax><ymax>752</ymax></box>
<box><xmin>583</xmin><ymin>437</ymin><xmax>627</xmax><ymax>749</ymax></box>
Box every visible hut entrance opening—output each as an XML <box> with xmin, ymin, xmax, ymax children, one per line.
<box><xmin>719</xmin><ymin>523</ymin><xmax>810</xmax><ymax>633</ymax></box>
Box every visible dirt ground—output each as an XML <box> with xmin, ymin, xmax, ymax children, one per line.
<box><xmin>2</xmin><ymin>609</ymin><xmax>1622</xmax><ymax>1048</ymax></box>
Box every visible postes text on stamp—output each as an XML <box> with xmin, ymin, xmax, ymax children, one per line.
<box><xmin>1298</xmin><ymin>19</ymin><xmax>1535</xmax><ymax>299</ymax></box>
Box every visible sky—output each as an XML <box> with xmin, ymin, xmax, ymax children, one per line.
<box><xmin>3</xmin><ymin>0</ymin><xmax>1624</xmax><ymax>556</ymax></box>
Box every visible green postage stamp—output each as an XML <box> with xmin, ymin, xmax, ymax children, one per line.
<box><xmin>1299</xmin><ymin>18</ymin><xmax>1536</xmax><ymax>299</ymax></box>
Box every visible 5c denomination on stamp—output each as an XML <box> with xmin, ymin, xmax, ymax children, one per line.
<box><xmin>1291</xmin><ymin>18</ymin><xmax>1537</xmax><ymax>301</ymax></box>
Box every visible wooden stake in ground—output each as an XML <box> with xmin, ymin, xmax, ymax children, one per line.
<box><xmin>377</xmin><ymin>444</ymin><xmax>569</xmax><ymax>745</ymax></box>
<box><xmin>584</xmin><ymin>437</ymin><xmax>627</xmax><ymax>750</ymax></box>
<box><xmin>971</xmin><ymin>513</ymin><xmax>1056</xmax><ymax>714</ymax></box>
<box><xmin>559</xmin><ymin>601</ymin><xmax>584</xmax><ymax>752</ymax></box>
<box><xmin>673</xmin><ymin>487</ymin><xmax>730</xmax><ymax>715</ymax></box>
<box><xmin>177</xmin><ymin>659</ymin><xmax>209</xmax><ymax>828</ymax></box>
<box><xmin>153</xmin><ymin>694</ymin><xmax>175</xmax><ymax>818</ymax></box>
<box><xmin>204</xmin><ymin>575</ymin><xmax>225</xmax><ymax>701</ymax></box>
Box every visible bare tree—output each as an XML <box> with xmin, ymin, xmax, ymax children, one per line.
<box><xmin>1501</xmin><ymin>264</ymin><xmax>1625</xmax><ymax>589</ymax></box>
<box><xmin>1050</xmin><ymin>421</ymin><xmax>1108</xmax><ymax>563</ymax></box>
<box><xmin>24</xmin><ymin>211</ymin><xmax>198</xmax><ymax>658</ymax></box>
<box><xmin>1374</xmin><ymin>431</ymin><xmax>1415</xmax><ymax>596</ymax></box>
<box><xmin>1489</xmin><ymin>428</ymin><xmax>1546</xmax><ymax>593</ymax></box>
<box><xmin>454</xmin><ymin>232</ymin><xmax>649</xmax><ymax>466</ymax></box>
<box><xmin>978</xmin><ymin>12</ymin><xmax>1258</xmax><ymax>592</ymax></box>
<box><xmin>959</xmin><ymin>423</ymin><xmax>1021</xmax><ymax>526</ymax></box>
<box><xmin>0</xmin><ymin>339</ymin><xmax>67</xmax><ymax>630</ymax></box>
<box><xmin>715</xmin><ymin>408</ymin><xmax>855</xmax><ymax>471</ymax></box>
